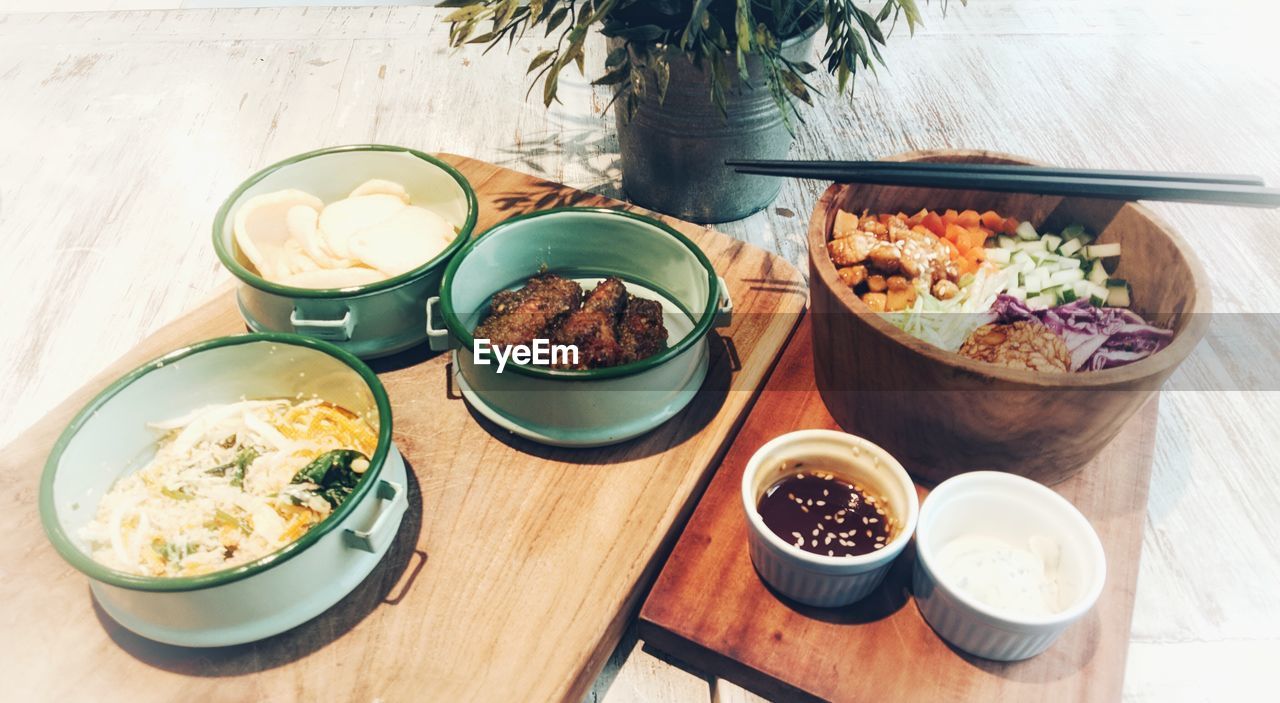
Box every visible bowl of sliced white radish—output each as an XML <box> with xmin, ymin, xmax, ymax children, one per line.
<box><xmin>213</xmin><ymin>144</ymin><xmax>478</xmax><ymax>359</ymax></box>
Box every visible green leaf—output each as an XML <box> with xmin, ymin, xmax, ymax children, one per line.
<box><xmin>654</xmin><ymin>54</ymin><xmax>671</xmax><ymax>104</ymax></box>
<box><xmin>592</xmin><ymin>64</ymin><xmax>630</xmax><ymax>86</ymax></box>
<box><xmin>290</xmin><ymin>449</ymin><xmax>370</xmax><ymax>509</ymax></box>
<box><xmin>527</xmin><ymin>49</ymin><xmax>556</xmax><ymax>73</ymax></box>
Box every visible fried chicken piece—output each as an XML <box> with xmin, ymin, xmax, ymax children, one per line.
<box><xmin>618</xmin><ymin>295</ymin><xmax>668</xmax><ymax>363</ymax></box>
<box><xmin>959</xmin><ymin>321</ymin><xmax>1072</xmax><ymax>373</ymax></box>
<box><xmin>473</xmin><ymin>273</ymin><xmax>582</xmax><ymax>347</ymax></box>
<box><xmin>551</xmin><ymin>277</ymin><xmax>628</xmax><ymax>369</ymax></box>
<box><xmin>827</xmin><ymin>232</ymin><xmax>879</xmax><ymax>267</ymax></box>
<box><xmin>836</xmin><ymin>265</ymin><xmax>867</xmax><ymax>288</ymax></box>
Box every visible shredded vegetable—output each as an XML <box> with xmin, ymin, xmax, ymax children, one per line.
<box><xmin>79</xmin><ymin>399</ymin><xmax>376</xmax><ymax>578</ymax></box>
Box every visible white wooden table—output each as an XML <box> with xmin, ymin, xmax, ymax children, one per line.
<box><xmin>1</xmin><ymin>2</ymin><xmax>1277</xmax><ymax>701</ymax></box>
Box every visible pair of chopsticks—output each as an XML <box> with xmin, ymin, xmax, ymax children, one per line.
<box><xmin>724</xmin><ymin>159</ymin><xmax>1280</xmax><ymax>208</ymax></box>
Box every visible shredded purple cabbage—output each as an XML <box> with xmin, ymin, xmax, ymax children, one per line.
<box><xmin>987</xmin><ymin>295</ymin><xmax>1174</xmax><ymax>371</ymax></box>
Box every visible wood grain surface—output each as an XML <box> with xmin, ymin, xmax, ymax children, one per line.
<box><xmin>0</xmin><ymin>155</ymin><xmax>806</xmax><ymax>703</ymax></box>
<box><xmin>1</xmin><ymin>3</ymin><xmax>1277</xmax><ymax>701</ymax></box>
<box><xmin>640</xmin><ymin>314</ymin><xmax>1155</xmax><ymax>702</ymax></box>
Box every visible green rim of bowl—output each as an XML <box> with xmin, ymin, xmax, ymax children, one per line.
<box><xmin>38</xmin><ymin>333</ymin><xmax>395</xmax><ymax>593</ymax></box>
<box><xmin>438</xmin><ymin>207</ymin><xmax>720</xmax><ymax>381</ymax></box>
<box><xmin>211</xmin><ymin>144</ymin><xmax>479</xmax><ymax>299</ymax></box>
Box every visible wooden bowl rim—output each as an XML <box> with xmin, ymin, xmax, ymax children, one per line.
<box><xmin>806</xmin><ymin>148</ymin><xmax>1212</xmax><ymax>388</ymax></box>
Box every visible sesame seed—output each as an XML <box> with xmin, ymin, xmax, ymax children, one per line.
<box><xmin>874</xmin><ymin>543</ymin><xmax>884</xmax><ymax>550</ymax></box>
<box><xmin>869</xmin><ymin>517</ymin><xmax>879</xmax><ymax>523</ymax></box>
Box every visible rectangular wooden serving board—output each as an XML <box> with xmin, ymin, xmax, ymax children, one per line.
<box><xmin>639</xmin><ymin>314</ymin><xmax>1155</xmax><ymax>703</ymax></box>
<box><xmin>0</xmin><ymin>155</ymin><xmax>807</xmax><ymax>703</ymax></box>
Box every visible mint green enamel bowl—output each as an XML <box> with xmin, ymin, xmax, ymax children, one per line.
<box><xmin>39</xmin><ymin>334</ymin><xmax>407</xmax><ymax>647</ymax></box>
<box><xmin>426</xmin><ymin>208</ymin><xmax>733</xmax><ymax>447</ymax></box>
<box><xmin>213</xmin><ymin>145</ymin><xmax>478</xmax><ymax>359</ymax></box>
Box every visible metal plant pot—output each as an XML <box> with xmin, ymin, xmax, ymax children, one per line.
<box><xmin>615</xmin><ymin>28</ymin><xmax>819</xmax><ymax>224</ymax></box>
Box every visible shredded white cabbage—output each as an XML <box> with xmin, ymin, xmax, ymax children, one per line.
<box><xmin>79</xmin><ymin>399</ymin><xmax>376</xmax><ymax>578</ymax></box>
<box><xmin>885</xmin><ymin>265</ymin><xmax>1018</xmax><ymax>352</ymax></box>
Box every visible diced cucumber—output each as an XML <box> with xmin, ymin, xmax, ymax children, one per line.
<box><xmin>1085</xmin><ymin>242</ymin><xmax>1122</xmax><ymax>259</ymax></box>
<box><xmin>1024</xmin><ymin>270</ymin><xmax>1046</xmax><ymax>294</ymax></box>
<box><xmin>1087</xmin><ymin>260</ymin><xmax>1109</xmax><ymax>285</ymax></box>
<box><xmin>1025</xmin><ymin>293</ymin><xmax>1056</xmax><ymax>310</ymax></box>
<box><xmin>1050</xmin><ymin>268</ymin><xmax>1085</xmax><ymax>285</ymax></box>
<box><xmin>1060</xmin><ymin>287</ymin><xmax>1078</xmax><ymax>303</ymax></box>
<box><xmin>1054</xmin><ymin>256</ymin><xmax>1082</xmax><ymax>270</ymax></box>
<box><xmin>1015</xmin><ymin>221</ymin><xmax>1039</xmax><ymax>241</ymax></box>
<box><xmin>1061</xmin><ymin>224</ymin><xmax>1091</xmax><ymax>242</ymax></box>
<box><xmin>1057</xmin><ymin>237</ymin><xmax>1084</xmax><ymax>258</ymax></box>
<box><xmin>1018</xmin><ymin>239</ymin><xmax>1048</xmax><ymax>252</ymax></box>
<box><xmin>1006</xmin><ymin>287</ymin><xmax>1027</xmax><ymax>300</ymax></box>
<box><xmin>1083</xmin><ymin>281</ymin><xmax>1110</xmax><ymax>306</ymax></box>
<box><xmin>1041</xmin><ymin>285</ymin><xmax>1064</xmax><ymax>304</ymax></box>
<box><xmin>985</xmin><ymin>247</ymin><xmax>1012</xmax><ymax>265</ymax></box>
<box><xmin>1106</xmin><ymin>281</ymin><xmax>1131</xmax><ymax>307</ymax></box>
<box><xmin>1041</xmin><ymin>234</ymin><xmax>1063</xmax><ymax>251</ymax></box>
<box><xmin>997</xmin><ymin>235</ymin><xmax>1017</xmax><ymax>250</ymax></box>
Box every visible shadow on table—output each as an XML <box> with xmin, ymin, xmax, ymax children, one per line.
<box><xmin>494</xmin><ymin>122</ymin><xmax>623</xmax><ymax>202</ymax></box>
<box><xmin>954</xmin><ymin>608</ymin><xmax>1102</xmax><ymax>684</ymax></box>
<box><xmin>93</xmin><ymin>456</ymin><xmax>429</xmax><ymax>675</ymax></box>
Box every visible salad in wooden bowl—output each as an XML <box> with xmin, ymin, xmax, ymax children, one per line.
<box><xmin>807</xmin><ymin>150</ymin><xmax>1209</xmax><ymax>485</ymax></box>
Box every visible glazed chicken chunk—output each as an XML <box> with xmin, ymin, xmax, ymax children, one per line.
<box><xmin>474</xmin><ymin>273</ymin><xmax>582</xmax><ymax>347</ymax></box>
<box><xmin>552</xmin><ymin>276</ymin><xmax>628</xmax><ymax>369</ymax></box>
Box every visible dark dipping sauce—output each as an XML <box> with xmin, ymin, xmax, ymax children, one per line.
<box><xmin>756</xmin><ymin>468</ymin><xmax>894</xmax><ymax>558</ymax></box>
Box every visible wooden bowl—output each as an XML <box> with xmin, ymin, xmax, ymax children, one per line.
<box><xmin>808</xmin><ymin>150</ymin><xmax>1210</xmax><ymax>485</ymax></box>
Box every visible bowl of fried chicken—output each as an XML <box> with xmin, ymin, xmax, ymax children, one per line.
<box><xmin>425</xmin><ymin>207</ymin><xmax>732</xmax><ymax>447</ymax></box>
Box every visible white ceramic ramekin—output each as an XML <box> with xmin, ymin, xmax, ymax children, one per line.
<box><xmin>741</xmin><ymin>429</ymin><xmax>919</xmax><ymax>607</ymax></box>
<box><xmin>912</xmin><ymin>471</ymin><xmax>1107</xmax><ymax>661</ymax></box>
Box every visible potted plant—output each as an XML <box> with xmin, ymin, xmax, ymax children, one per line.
<box><xmin>442</xmin><ymin>1</ymin><xmax>957</xmax><ymax>223</ymax></box>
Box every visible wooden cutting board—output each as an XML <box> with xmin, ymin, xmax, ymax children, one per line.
<box><xmin>0</xmin><ymin>155</ymin><xmax>806</xmax><ymax>703</ymax></box>
<box><xmin>639</xmin><ymin>314</ymin><xmax>1154</xmax><ymax>702</ymax></box>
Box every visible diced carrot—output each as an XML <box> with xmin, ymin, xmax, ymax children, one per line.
<box><xmin>942</xmin><ymin>209</ymin><xmax>960</xmax><ymax>226</ymax></box>
<box><xmin>956</xmin><ymin>257</ymin><xmax>976</xmax><ymax>275</ymax></box>
<box><xmin>968</xmin><ymin>226</ymin><xmax>989</xmax><ymax>247</ymax></box>
<box><xmin>911</xmin><ymin>225</ymin><xmax>934</xmax><ymax>238</ymax></box>
<box><xmin>958</xmin><ymin>209</ymin><xmax>981</xmax><ymax>228</ymax></box>
<box><xmin>907</xmin><ymin>208</ymin><xmax>928</xmax><ymax>227</ymax></box>
<box><xmin>1002</xmin><ymin>217</ymin><xmax>1019</xmax><ymax>235</ymax></box>
<box><xmin>945</xmin><ymin>223</ymin><xmax>967</xmax><ymax>244</ymax></box>
<box><xmin>980</xmin><ymin>210</ymin><xmax>1005</xmax><ymax>230</ymax></box>
<box><xmin>966</xmin><ymin>247</ymin><xmax>985</xmax><ymax>264</ymax></box>
<box><xmin>921</xmin><ymin>211</ymin><xmax>946</xmax><ymax>237</ymax></box>
<box><xmin>955</xmin><ymin>229</ymin><xmax>973</xmax><ymax>253</ymax></box>
<box><xmin>942</xmin><ymin>239</ymin><xmax>961</xmax><ymax>261</ymax></box>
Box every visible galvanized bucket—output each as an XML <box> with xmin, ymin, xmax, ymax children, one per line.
<box><xmin>615</xmin><ymin>29</ymin><xmax>818</xmax><ymax>224</ymax></box>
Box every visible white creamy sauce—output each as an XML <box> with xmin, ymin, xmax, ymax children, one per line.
<box><xmin>936</xmin><ymin>534</ymin><xmax>1063</xmax><ymax>616</ymax></box>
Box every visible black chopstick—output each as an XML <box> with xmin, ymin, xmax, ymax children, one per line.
<box><xmin>726</xmin><ymin>161</ymin><xmax>1280</xmax><ymax>208</ymax></box>
<box><xmin>725</xmin><ymin>159</ymin><xmax>1266</xmax><ymax>187</ymax></box>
